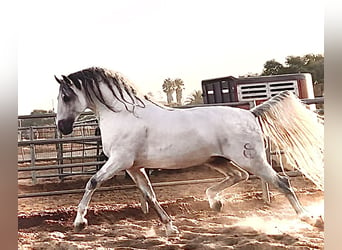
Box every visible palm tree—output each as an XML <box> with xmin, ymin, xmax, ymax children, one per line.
<box><xmin>185</xmin><ymin>90</ymin><xmax>203</xmax><ymax>105</ymax></box>
<box><xmin>162</xmin><ymin>78</ymin><xmax>174</xmax><ymax>104</ymax></box>
<box><xmin>174</xmin><ymin>78</ymin><xmax>184</xmax><ymax>105</ymax></box>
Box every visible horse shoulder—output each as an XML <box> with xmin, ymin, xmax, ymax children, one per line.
<box><xmin>99</xmin><ymin>116</ymin><xmax>147</xmax><ymax>157</ymax></box>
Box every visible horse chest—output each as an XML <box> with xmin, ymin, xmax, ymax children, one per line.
<box><xmin>99</xmin><ymin>124</ymin><xmax>146</xmax><ymax>158</ymax></box>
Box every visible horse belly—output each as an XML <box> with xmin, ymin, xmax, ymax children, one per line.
<box><xmin>141</xmin><ymin>137</ymin><xmax>218</xmax><ymax>169</ymax></box>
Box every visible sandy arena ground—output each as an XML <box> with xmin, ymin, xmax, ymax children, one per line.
<box><xmin>18</xmin><ymin>166</ymin><xmax>324</xmax><ymax>249</ymax></box>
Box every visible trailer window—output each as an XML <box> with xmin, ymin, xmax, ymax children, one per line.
<box><xmin>237</xmin><ymin>81</ymin><xmax>298</xmax><ymax>101</ymax></box>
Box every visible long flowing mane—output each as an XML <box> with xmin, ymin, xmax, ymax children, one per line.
<box><xmin>66</xmin><ymin>67</ymin><xmax>146</xmax><ymax>113</ymax></box>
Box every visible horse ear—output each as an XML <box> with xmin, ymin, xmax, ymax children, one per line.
<box><xmin>62</xmin><ymin>75</ymin><xmax>72</xmax><ymax>85</ymax></box>
<box><xmin>54</xmin><ymin>75</ymin><xmax>63</xmax><ymax>84</ymax></box>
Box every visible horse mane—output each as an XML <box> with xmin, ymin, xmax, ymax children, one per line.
<box><xmin>66</xmin><ymin>67</ymin><xmax>146</xmax><ymax>113</ymax></box>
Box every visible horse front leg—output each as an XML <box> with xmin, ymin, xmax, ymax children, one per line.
<box><xmin>126</xmin><ymin>167</ymin><xmax>179</xmax><ymax>236</ymax></box>
<box><xmin>74</xmin><ymin>156</ymin><xmax>133</xmax><ymax>232</ymax></box>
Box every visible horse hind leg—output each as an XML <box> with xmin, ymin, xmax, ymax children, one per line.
<box><xmin>274</xmin><ymin>173</ymin><xmax>323</xmax><ymax>228</ymax></box>
<box><xmin>205</xmin><ymin>157</ymin><xmax>249</xmax><ymax>212</ymax></box>
<box><xmin>139</xmin><ymin>192</ymin><xmax>149</xmax><ymax>214</ymax></box>
<box><xmin>126</xmin><ymin>167</ymin><xmax>179</xmax><ymax>236</ymax></box>
<box><xmin>251</xmin><ymin>160</ymin><xmax>324</xmax><ymax>229</ymax></box>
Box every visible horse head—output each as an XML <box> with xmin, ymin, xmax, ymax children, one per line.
<box><xmin>55</xmin><ymin>67</ymin><xmax>148</xmax><ymax>135</ymax></box>
<box><xmin>55</xmin><ymin>75</ymin><xmax>88</xmax><ymax>135</ymax></box>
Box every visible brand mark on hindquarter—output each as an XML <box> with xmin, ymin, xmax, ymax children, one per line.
<box><xmin>243</xmin><ymin>143</ymin><xmax>256</xmax><ymax>159</ymax></box>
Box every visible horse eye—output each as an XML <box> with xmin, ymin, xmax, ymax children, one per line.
<box><xmin>62</xmin><ymin>95</ymin><xmax>71</xmax><ymax>102</ymax></box>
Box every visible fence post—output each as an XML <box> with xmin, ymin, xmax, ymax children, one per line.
<box><xmin>81</xmin><ymin>125</ymin><xmax>85</xmax><ymax>173</ymax></box>
<box><xmin>95</xmin><ymin>127</ymin><xmax>102</xmax><ymax>171</ymax></box>
<box><xmin>56</xmin><ymin>128</ymin><xmax>65</xmax><ymax>181</ymax></box>
<box><xmin>29</xmin><ymin>126</ymin><xmax>37</xmax><ymax>184</ymax></box>
<box><xmin>263</xmin><ymin>138</ymin><xmax>272</xmax><ymax>204</ymax></box>
<box><xmin>18</xmin><ymin>119</ymin><xmax>26</xmax><ymax>161</ymax></box>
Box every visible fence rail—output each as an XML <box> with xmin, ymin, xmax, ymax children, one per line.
<box><xmin>18</xmin><ymin>171</ymin><xmax>302</xmax><ymax>199</ymax></box>
<box><xmin>18</xmin><ymin>97</ymin><xmax>324</xmax><ymax>198</ymax></box>
<box><xmin>18</xmin><ymin>136</ymin><xmax>101</xmax><ymax>146</ymax></box>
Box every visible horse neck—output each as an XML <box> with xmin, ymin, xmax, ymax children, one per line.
<box><xmin>85</xmin><ymin>83</ymin><xmax>168</xmax><ymax>125</ymax></box>
<box><xmin>94</xmin><ymin>97</ymin><xmax>166</xmax><ymax>124</ymax></box>
<box><xmin>83</xmin><ymin>84</ymin><xmax>122</xmax><ymax>113</ymax></box>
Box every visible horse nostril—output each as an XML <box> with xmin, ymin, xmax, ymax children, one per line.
<box><xmin>57</xmin><ymin>120</ymin><xmax>64</xmax><ymax>131</ymax></box>
<box><xmin>57</xmin><ymin>118</ymin><xmax>74</xmax><ymax>135</ymax></box>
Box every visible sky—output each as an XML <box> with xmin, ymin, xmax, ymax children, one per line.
<box><xmin>17</xmin><ymin>0</ymin><xmax>324</xmax><ymax>115</ymax></box>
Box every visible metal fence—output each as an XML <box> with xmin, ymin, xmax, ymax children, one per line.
<box><xmin>17</xmin><ymin>97</ymin><xmax>323</xmax><ymax>198</ymax></box>
<box><xmin>18</xmin><ymin>112</ymin><xmax>104</xmax><ymax>184</ymax></box>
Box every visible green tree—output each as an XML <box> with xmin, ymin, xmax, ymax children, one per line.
<box><xmin>185</xmin><ymin>90</ymin><xmax>203</xmax><ymax>105</ymax></box>
<box><xmin>21</xmin><ymin>109</ymin><xmax>55</xmax><ymax>127</ymax></box>
<box><xmin>284</xmin><ymin>56</ymin><xmax>307</xmax><ymax>73</ymax></box>
<box><xmin>261</xmin><ymin>54</ymin><xmax>324</xmax><ymax>84</ymax></box>
<box><xmin>301</xmin><ymin>54</ymin><xmax>324</xmax><ymax>83</ymax></box>
<box><xmin>261</xmin><ymin>59</ymin><xmax>284</xmax><ymax>76</ymax></box>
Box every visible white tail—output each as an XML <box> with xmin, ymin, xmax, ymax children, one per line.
<box><xmin>251</xmin><ymin>91</ymin><xmax>324</xmax><ymax>190</ymax></box>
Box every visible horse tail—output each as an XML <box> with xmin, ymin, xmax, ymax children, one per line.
<box><xmin>251</xmin><ymin>91</ymin><xmax>324</xmax><ymax>191</ymax></box>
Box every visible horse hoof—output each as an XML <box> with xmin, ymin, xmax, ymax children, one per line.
<box><xmin>165</xmin><ymin>223</ymin><xmax>179</xmax><ymax>237</ymax></box>
<box><xmin>300</xmin><ymin>214</ymin><xmax>324</xmax><ymax>230</ymax></box>
<box><xmin>211</xmin><ymin>200</ymin><xmax>223</xmax><ymax>212</ymax></box>
<box><xmin>314</xmin><ymin>215</ymin><xmax>324</xmax><ymax>230</ymax></box>
<box><xmin>166</xmin><ymin>227</ymin><xmax>179</xmax><ymax>237</ymax></box>
<box><xmin>74</xmin><ymin>221</ymin><xmax>88</xmax><ymax>232</ymax></box>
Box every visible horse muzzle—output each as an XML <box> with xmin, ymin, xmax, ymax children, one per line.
<box><xmin>57</xmin><ymin>117</ymin><xmax>75</xmax><ymax>135</ymax></box>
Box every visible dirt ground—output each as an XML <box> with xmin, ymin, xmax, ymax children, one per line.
<box><xmin>18</xmin><ymin>166</ymin><xmax>324</xmax><ymax>249</ymax></box>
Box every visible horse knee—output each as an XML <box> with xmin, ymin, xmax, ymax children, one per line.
<box><xmin>229</xmin><ymin>168</ymin><xmax>249</xmax><ymax>182</ymax></box>
<box><xmin>86</xmin><ymin>176</ymin><xmax>99</xmax><ymax>190</ymax></box>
